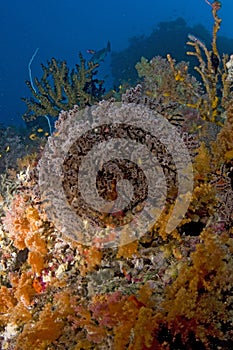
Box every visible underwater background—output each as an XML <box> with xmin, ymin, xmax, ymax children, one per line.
<box><xmin>0</xmin><ymin>1</ymin><xmax>233</xmax><ymax>349</ymax></box>
<box><xmin>0</xmin><ymin>0</ymin><xmax>233</xmax><ymax>126</ymax></box>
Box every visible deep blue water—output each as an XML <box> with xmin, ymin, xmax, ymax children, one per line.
<box><xmin>0</xmin><ymin>0</ymin><xmax>233</xmax><ymax>127</ymax></box>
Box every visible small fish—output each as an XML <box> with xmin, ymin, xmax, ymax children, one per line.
<box><xmin>187</xmin><ymin>34</ymin><xmax>199</xmax><ymax>42</ymax></box>
<box><xmin>168</xmin><ymin>113</ymin><xmax>185</xmax><ymax>127</ymax></box>
<box><xmin>29</xmin><ymin>127</ymin><xmax>50</xmax><ymax>141</ymax></box>
<box><xmin>29</xmin><ymin>133</ymin><xmax>38</xmax><ymax>140</ymax></box>
<box><xmin>0</xmin><ymin>145</ymin><xmax>11</xmax><ymax>158</ymax></box>
<box><xmin>86</xmin><ymin>49</ymin><xmax>96</xmax><ymax>55</ymax></box>
<box><xmin>187</xmin><ymin>34</ymin><xmax>206</xmax><ymax>50</ymax></box>
<box><xmin>0</xmin><ymin>146</ymin><xmax>10</xmax><ymax>157</ymax></box>
<box><xmin>89</xmin><ymin>41</ymin><xmax>111</xmax><ymax>64</ymax></box>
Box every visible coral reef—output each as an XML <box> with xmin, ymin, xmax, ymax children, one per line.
<box><xmin>0</xmin><ymin>2</ymin><xmax>232</xmax><ymax>350</ymax></box>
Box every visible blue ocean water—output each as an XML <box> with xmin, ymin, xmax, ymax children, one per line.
<box><xmin>0</xmin><ymin>0</ymin><xmax>232</xmax><ymax>126</ymax></box>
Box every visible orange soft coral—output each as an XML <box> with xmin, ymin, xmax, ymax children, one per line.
<box><xmin>3</xmin><ymin>194</ymin><xmax>48</xmax><ymax>274</ymax></box>
<box><xmin>160</xmin><ymin>229</ymin><xmax>233</xmax><ymax>347</ymax></box>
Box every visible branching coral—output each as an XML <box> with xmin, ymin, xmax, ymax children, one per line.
<box><xmin>22</xmin><ymin>53</ymin><xmax>105</xmax><ymax>122</ymax></box>
<box><xmin>186</xmin><ymin>2</ymin><xmax>233</xmax><ymax>125</ymax></box>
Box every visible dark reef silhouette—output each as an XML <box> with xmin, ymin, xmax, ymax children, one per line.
<box><xmin>111</xmin><ymin>17</ymin><xmax>233</xmax><ymax>87</ymax></box>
